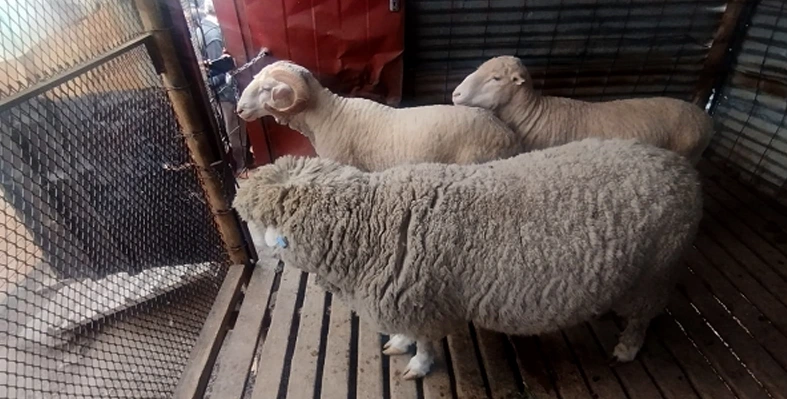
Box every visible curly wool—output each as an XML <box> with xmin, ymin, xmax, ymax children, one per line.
<box><xmin>233</xmin><ymin>138</ymin><xmax>703</xmax><ymax>349</ymax></box>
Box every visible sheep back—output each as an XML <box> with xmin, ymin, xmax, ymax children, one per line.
<box><xmin>528</xmin><ymin>96</ymin><xmax>713</xmax><ymax>163</ymax></box>
<box><xmin>310</xmin><ymin>99</ymin><xmax>521</xmax><ymax>172</ymax></box>
<box><xmin>233</xmin><ymin>138</ymin><xmax>703</xmax><ymax>340</ymax></box>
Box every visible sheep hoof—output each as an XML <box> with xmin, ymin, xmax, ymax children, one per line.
<box><xmin>402</xmin><ymin>354</ymin><xmax>433</xmax><ymax>380</ymax></box>
<box><xmin>611</xmin><ymin>342</ymin><xmax>639</xmax><ymax>364</ymax></box>
<box><xmin>383</xmin><ymin>334</ymin><xmax>414</xmax><ymax>356</ymax></box>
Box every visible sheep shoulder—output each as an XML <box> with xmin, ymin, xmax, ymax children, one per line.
<box><xmin>387</xmin><ymin>104</ymin><xmax>521</xmax><ymax>162</ymax></box>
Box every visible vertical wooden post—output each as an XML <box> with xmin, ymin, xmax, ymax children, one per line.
<box><xmin>134</xmin><ymin>2</ymin><xmax>253</xmax><ymax>396</ymax></box>
<box><xmin>692</xmin><ymin>0</ymin><xmax>755</xmax><ymax>107</ymax></box>
<box><xmin>134</xmin><ymin>0</ymin><xmax>249</xmax><ymax>267</ymax></box>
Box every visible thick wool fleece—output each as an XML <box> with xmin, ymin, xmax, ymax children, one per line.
<box><xmin>233</xmin><ymin>138</ymin><xmax>703</xmax><ymax>353</ymax></box>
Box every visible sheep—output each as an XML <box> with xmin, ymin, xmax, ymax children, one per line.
<box><xmin>232</xmin><ymin>137</ymin><xmax>703</xmax><ymax>380</ymax></box>
<box><xmin>235</xmin><ymin>60</ymin><xmax>521</xmax><ymax>172</ymax></box>
<box><xmin>451</xmin><ymin>55</ymin><xmax>714</xmax><ymax>165</ymax></box>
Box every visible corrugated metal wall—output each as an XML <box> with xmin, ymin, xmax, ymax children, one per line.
<box><xmin>706</xmin><ymin>0</ymin><xmax>787</xmax><ymax>202</ymax></box>
<box><xmin>403</xmin><ymin>0</ymin><xmax>728</xmax><ymax>105</ymax></box>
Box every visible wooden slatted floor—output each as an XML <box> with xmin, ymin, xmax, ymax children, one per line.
<box><xmin>203</xmin><ymin>160</ymin><xmax>787</xmax><ymax>399</ymax></box>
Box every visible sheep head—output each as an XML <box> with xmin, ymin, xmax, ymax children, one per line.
<box><xmin>451</xmin><ymin>56</ymin><xmax>533</xmax><ymax>111</ymax></box>
<box><xmin>236</xmin><ymin>61</ymin><xmax>313</xmax><ymax>124</ymax></box>
<box><xmin>233</xmin><ymin>156</ymin><xmax>367</xmax><ymax>255</ymax></box>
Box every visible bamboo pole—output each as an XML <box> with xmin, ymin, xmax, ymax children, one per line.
<box><xmin>133</xmin><ymin>1</ymin><xmax>254</xmax><ymax>397</ymax></box>
<box><xmin>133</xmin><ymin>0</ymin><xmax>250</xmax><ymax>267</ymax></box>
<box><xmin>692</xmin><ymin>0</ymin><xmax>756</xmax><ymax>107</ymax></box>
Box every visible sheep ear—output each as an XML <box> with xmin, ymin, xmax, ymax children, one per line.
<box><xmin>511</xmin><ymin>73</ymin><xmax>526</xmax><ymax>86</ymax></box>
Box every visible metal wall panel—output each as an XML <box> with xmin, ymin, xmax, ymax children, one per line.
<box><xmin>404</xmin><ymin>0</ymin><xmax>728</xmax><ymax>104</ymax></box>
<box><xmin>215</xmin><ymin>0</ymin><xmax>405</xmax><ymax>161</ymax></box>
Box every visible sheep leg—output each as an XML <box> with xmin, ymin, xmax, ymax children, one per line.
<box><xmin>383</xmin><ymin>334</ymin><xmax>414</xmax><ymax>356</ymax></box>
<box><xmin>402</xmin><ymin>339</ymin><xmax>436</xmax><ymax>380</ymax></box>
<box><xmin>611</xmin><ymin>316</ymin><xmax>650</xmax><ymax>364</ymax></box>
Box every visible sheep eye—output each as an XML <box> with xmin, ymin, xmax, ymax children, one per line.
<box><xmin>492</xmin><ymin>76</ymin><xmax>501</xmax><ymax>81</ymax></box>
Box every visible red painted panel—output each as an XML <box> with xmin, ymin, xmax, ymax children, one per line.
<box><xmin>215</xmin><ymin>0</ymin><xmax>404</xmax><ymax>164</ymax></box>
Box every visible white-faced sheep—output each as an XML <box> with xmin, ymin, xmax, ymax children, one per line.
<box><xmin>232</xmin><ymin>138</ymin><xmax>703</xmax><ymax>380</ymax></box>
<box><xmin>235</xmin><ymin>60</ymin><xmax>521</xmax><ymax>172</ymax></box>
<box><xmin>452</xmin><ymin>55</ymin><xmax>714</xmax><ymax>164</ymax></box>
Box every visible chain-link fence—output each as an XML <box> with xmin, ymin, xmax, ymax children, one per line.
<box><xmin>0</xmin><ymin>0</ymin><xmax>236</xmax><ymax>397</ymax></box>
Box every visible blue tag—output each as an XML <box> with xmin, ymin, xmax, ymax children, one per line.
<box><xmin>276</xmin><ymin>236</ymin><xmax>288</xmax><ymax>248</ymax></box>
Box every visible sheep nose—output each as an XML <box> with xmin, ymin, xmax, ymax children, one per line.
<box><xmin>452</xmin><ymin>91</ymin><xmax>461</xmax><ymax>98</ymax></box>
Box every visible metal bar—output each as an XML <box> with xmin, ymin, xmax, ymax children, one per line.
<box><xmin>0</xmin><ymin>34</ymin><xmax>152</xmax><ymax>112</ymax></box>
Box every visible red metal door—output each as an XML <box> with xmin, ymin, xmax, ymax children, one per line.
<box><xmin>215</xmin><ymin>0</ymin><xmax>404</xmax><ymax>164</ymax></box>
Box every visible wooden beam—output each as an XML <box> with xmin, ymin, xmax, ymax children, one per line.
<box><xmin>132</xmin><ymin>0</ymin><xmax>250</xmax><ymax>266</ymax></box>
<box><xmin>692</xmin><ymin>0</ymin><xmax>756</xmax><ymax>107</ymax></box>
<box><xmin>208</xmin><ymin>254</ymin><xmax>278</xmax><ymax>398</ymax></box>
<box><xmin>173</xmin><ymin>263</ymin><xmax>251</xmax><ymax>399</ymax></box>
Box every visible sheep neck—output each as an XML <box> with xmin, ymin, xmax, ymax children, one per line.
<box><xmin>287</xmin><ymin>86</ymin><xmax>354</xmax><ymax>152</ymax></box>
<box><xmin>499</xmin><ymin>88</ymin><xmax>565</xmax><ymax>150</ymax></box>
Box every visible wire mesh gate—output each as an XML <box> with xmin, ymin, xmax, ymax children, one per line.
<box><xmin>0</xmin><ymin>0</ymin><xmax>248</xmax><ymax>397</ymax></box>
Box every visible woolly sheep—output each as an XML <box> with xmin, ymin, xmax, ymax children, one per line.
<box><xmin>232</xmin><ymin>137</ymin><xmax>703</xmax><ymax>380</ymax></box>
<box><xmin>235</xmin><ymin>60</ymin><xmax>521</xmax><ymax>172</ymax></box>
<box><xmin>451</xmin><ymin>55</ymin><xmax>714</xmax><ymax>164</ymax></box>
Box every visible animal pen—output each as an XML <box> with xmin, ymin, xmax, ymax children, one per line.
<box><xmin>0</xmin><ymin>0</ymin><xmax>786</xmax><ymax>398</ymax></box>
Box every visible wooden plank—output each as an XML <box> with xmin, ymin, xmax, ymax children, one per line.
<box><xmin>356</xmin><ymin>319</ymin><xmax>384</xmax><ymax>399</ymax></box>
<box><xmin>474</xmin><ymin>328</ymin><xmax>522</xmax><ymax>399</ymax></box>
<box><xmin>698</xmin><ymin>161</ymin><xmax>787</xmax><ymax>242</ymax></box>
<box><xmin>673</xmin><ymin>273</ymin><xmax>787</xmax><ymax>398</ymax></box>
<box><xmin>249</xmin><ymin>265</ymin><xmax>304</xmax><ymax>399</ymax></box>
<box><xmin>510</xmin><ymin>335</ymin><xmax>560</xmax><ymax>399</ymax></box>
<box><xmin>207</xmin><ymin>260</ymin><xmax>277</xmax><ymax>399</ymax></box>
<box><xmin>636</xmin><ymin>330</ymin><xmax>700</xmax><ymax>399</ymax></box>
<box><xmin>389</xmin><ymin>349</ymin><xmax>419</xmax><ymax>399</ymax></box>
<box><xmin>538</xmin><ymin>331</ymin><xmax>592</xmax><ymax>399</ymax></box>
<box><xmin>655</xmin><ymin>315</ymin><xmax>737</xmax><ymax>399</ymax></box>
<box><xmin>587</xmin><ymin>319</ymin><xmax>663</xmax><ymax>399</ymax></box>
<box><xmin>701</xmin><ymin>175</ymin><xmax>787</xmax><ymax>259</ymax></box>
<box><xmin>694</xmin><ymin>232</ymin><xmax>787</xmax><ymax>333</ymax></box>
<box><xmin>320</xmin><ymin>298</ymin><xmax>353</xmax><ymax>399</ymax></box>
<box><xmin>685</xmin><ymin>246</ymin><xmax>787</xmax><ymax>369</ymax></box>
<box><xmin>562</xmin><ymin>324</ymin><xmax>628</xmax><ymax>399</ymax></box>
<box><xmin>285</xmin><ymin>275</ymin><xmax>326</xmax><ymax>399</ymax></box>
<box><xmin>703</xmin><ymin>193</ymin><xmax>787</xmax><ymax>280</ymax></box>
<box><xmin>665</xmin><ymin>285</ymin><xmax>767</xmax><ymax>399</ymax></box>
<box><xmin>447</xmin><ymin>325</ymin><xmax>488</xmax><ymax>399</ymax></box>
<box><xmin>422</xmin><ymin>340</ymin><xmax>453</xmax><ymax>399</ymax></box>
<box><xmin>174</xmin><ymin>263</ymin><xmax>251</xmax><ymax>399</ymax></box>
<box><xmin>700</xmin><ymin>217</ymin><xmax>787</xmax><ymax>303</ymax></box>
